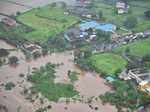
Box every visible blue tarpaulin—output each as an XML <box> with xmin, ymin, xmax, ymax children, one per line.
<box><xmin>80</xmin><ymin>21</ymin><xmax>116</xmax><ymax>32</ymax></box>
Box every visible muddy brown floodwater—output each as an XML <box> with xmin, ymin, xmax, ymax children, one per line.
<box><xmin>0</xmin><ymin>39</ymin><xmax>117</xmax><ymax>112</ymax></box>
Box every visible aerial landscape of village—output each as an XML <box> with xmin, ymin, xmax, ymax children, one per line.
<box><xmin>0</xmin><ymin>0</ymin><xmax>150</xmax><ymax>112</ymax></box>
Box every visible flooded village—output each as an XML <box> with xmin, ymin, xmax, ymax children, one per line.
<box><xmin>0</xmin><ymin>0</ymin><xmax>150</xmax><ymax>112</ymax></box>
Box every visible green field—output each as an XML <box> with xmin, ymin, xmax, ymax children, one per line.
<box><xmin>114</xmin><ymin>38</ymin><xmax>150</xmax><ymax>57</ymax></box>
<box><xmin>17</xmin><ymin>6</ymin><xmax>79</xmax><ymax>42</ymax></box>
<box><xmin>94</xmin><ymin>0</ymin><xmax>150</xmax><ymax>32</ymax></box>
<box><xmin>28</xmin><ymin>63</ymin><xmax>78</xmax><ymax>102</ymax></box>
<box><xmin>88</xmin><ymin>53</ymin><xmax>127</xmax><ymax>75</ymax></box>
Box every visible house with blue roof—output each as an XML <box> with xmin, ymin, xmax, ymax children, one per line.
<box><xmin>80</xmin><ymin>21</ymin><xmax>116</xmax><ymax>32</ymax></box>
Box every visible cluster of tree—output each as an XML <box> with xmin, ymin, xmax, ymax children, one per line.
<box><xmin>126</xmin><ymin>53</ymin><xmax>150</xmax><ymax>71</ymax></box>
<box><xmin>96</xmin><ymin>30</ymin><xmax>111</xmax><ymax>43</ymax></box>
<box><xmin>48</xmin><ymin>36</ymin><xmax>68</xmax><ymax>52</ymax></box>
<box><xmin>8</xmin><ymin>56</ymin><xmax>19</xmax><ymax>65</ymax></box>
<box><xmin>100</xmin><ymin>80</ymin><xmax>150</xmax><ymax>111</ymax></box>
<box><xmin>144</xmin><ymin>10</ymin><xmax>150</xmax><ymax>19</ymax></box>
<box><xmin>124</xmin><ymin>16</ymin><xmax>138</xmax><ymax>28</ymax></box>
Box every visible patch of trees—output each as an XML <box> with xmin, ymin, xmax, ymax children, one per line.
<box><xmin>0</xmin><ymin>49</ymin><xmax>9</xmax><ymax>58</ymax></box>
<box><xmin>144</xmin><ymin>10</ymin><xmax>150</xmax><ymax>19</ymax></box>
<box><xmin>8</xmin><ymin>56</ymin><xmax>19</xmax><ymax>65</ymax></box>
<box><xmin>5</xmin><ymin>82</ymin><xmax>15</xmax><ymax>90</ymax></box>
<box><xmin>100</xmin><ymin>80</ymin><xmax>150</xmax><ymax>111</ymax></box>
<box><xmin>96</xmin><ymin>30</ymin><xmax>111</xmax><ymax>43</ymax></box>
<box><xmin>48</xmin><ymin>36</ymin><xmax>68</xmax><ymax>52</ymax></box>
<box><xmin>124</xmin><ymin>16</ymin><xmax>138</xmax><ymax>28</ymax></box>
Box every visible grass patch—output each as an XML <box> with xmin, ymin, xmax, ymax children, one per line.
<box><xmin>88</xmin><ymin>53</ymin><xmax>127</xmax><ymax>75</ymax></box>
<box><xmin>17</xmin><ymin>6</ymin><xmax>79</xmax><ymax>42</ymax></box>
<box><xmin>27</xmin><ymin>63</ymin><xmax>78</xmax><ymax>102</ymax></box>
<box><xmin>114</xmin><ymin>39</ymin><xmax>150</xmax><ymax>57</ymax></box>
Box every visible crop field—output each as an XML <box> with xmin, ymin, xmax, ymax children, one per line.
<box><xmin>17</xmin><ymin>5</ymin><xmax>79</xmax><ymax>41</ymax></box>
<box><xmin>114</xmin><ymin>38</ymin><xmax>150</xmax><ymax>57</ymax></box>
<box><xmin>88</xmin><ymin>53</ymin><xmax>127</xmax><ymax>75</ymax></box>
<box><xmin>94</xmin><ymin>0</ymin><xmax>150</xmax><ymax>32</ymax></box>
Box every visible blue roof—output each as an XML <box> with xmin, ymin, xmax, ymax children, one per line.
<box><xmin>80</xmin><ymin>21</ymin><xmax>116</xmax><ymax>32</ymax></box>
<box><xmin>106</xmin><ymin>76</ymin><xmax>115</xmax><ymax>82</ymax></box>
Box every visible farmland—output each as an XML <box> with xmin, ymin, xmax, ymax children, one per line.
<box><xmin>88</xmin><ymin>53</ymin><xmax>127</xmax><ymax>75</ymax></box>
<box><xmin>17</xmin><ymin>5</ymin><xmax>79</xmax><ymax>41</ymax></box>
<box><xmin>94</xmin><ymin>0</ymin><xmax>150</xmax><ymax>32</ymax></box>
<box><xmin>114</xmin><ymin>38</ymin><xmax>150</xmax><ymax>57</ymax></box>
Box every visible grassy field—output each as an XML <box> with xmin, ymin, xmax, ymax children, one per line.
<box><xmin>88</xmin><ymin>53</ymin><xmax>127</xmax><ymax>75</ymax></box>
<box><xmin>17</xmin><ymin>6</ymin><xmax>79</xmax><ymax>42</ymax></box>
<box><xmin>94</xmin><ymin>0</ymin><xmax>150</xmax><ymax>32</ymax></box>
<box><xmin>28</xmin><ymin>63</ymin><xmax>78</xmax><ymax>102</ymax></box>
<box><xmin>114</xmin><ymin>38</ymin><xmax>150</xmax><ymax>57</ymax></box>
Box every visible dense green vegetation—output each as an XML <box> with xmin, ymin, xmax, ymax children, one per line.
<box><xmin>27</xmin><ymin>63</ymin><xmax>78</xmax><ymax>102</ymax></box>
<box><xmin>88</xmin><ymin>53</ymin><xmax>127</xmax><ymax>75</ymax></box>
<box><xmin>17</xmin><ymin>6</ymin><xmax>79</xmax><ymax>42</ymax></box>
<box><xmin>114</xmin><ymin>39</ymin><xmax>150</xmax><ymax>57</ymax></box>
<box><xmin>100</xmin><ymin>80</ymin><xmax>150</xmax><ymax>111</ymax></box>
<box><xmin>68</xmin><ymin>71</ymin><xmax>78</xmax><ymax>83</ymax></box>
<box><xmin>5</xmin><ymin>82</ymin><xmax>15</xmax><ymax>90</ymax></box>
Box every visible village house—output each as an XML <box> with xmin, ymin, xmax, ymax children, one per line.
<box><xmin>116</xmin><ymin>0</ymin><xmax>129</xmax><ymax>14</ymax></box>
<box><xmin>75</xmin><ymin>0</ymin><xmax>91</xmax><ymax>7</ymax></box>
<box><xmin>23</xmin><ymin>43</ymin><xmax>42</xmax><ymax>55</ymax></box>
<box><xmin>1</xmin><ymin>17</ymin><xmax>17</xmax><ymax>27</ymax></box>
<box><xmin>67</xmin><ymin>7</ymin><xmax>97</xmax><ymax>19</ymax></box>
<box><xmin>64</xmin><ymin>28</ymin><xmax>88</xmax><ymax>42</ymax></box>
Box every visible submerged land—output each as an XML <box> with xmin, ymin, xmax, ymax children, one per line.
<box><xmin>0</xmin><ymin>0</ymin><xmax>150</xmax><ymax>112</ymax></box>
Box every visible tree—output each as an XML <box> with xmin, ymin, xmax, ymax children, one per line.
<box><xmin>60</xmin><ymin>1</ymin><xmax>67</xmax><ymax>9</ymax></box>
<box><xmin>96</xmin><ymin>30</ymin><xmax>111</xmax><ymax>43</ymax></box>
<box><xmin>144</xmin><ymin>10</ymin><xmax>150</xmax><ymax>19</ymax></box>
<box><xmin>33</xmin><ymin>51</ymin><xmax>41</xmax><ymax>59</ymax></box>
<box><xmin>0</xmin><ymin>49</ymin><xmax>9</xmax><ymax>58</ymax></box>
<box><xmin>142</xmin><ymin>54</ymin><xmax>150</xmax><ymax>62</ymax></box>
<box><xmin>124</xmin><ymin>16</ymin><xmax>138</xmax><ymax>28</ymax></box>
<box><xmin>125</xmin><ymin>47</ymin><xmax>130</xmax><ymax>55</ymax></box>
<box><xmin>50</xmin><ymin>2</ymin><xmax>57</xmax><ymax>7</ymax></box>
<box><xmin>8</xmin><ymin>56</ymin><xmax>19</xmax><ymax>65</ymax></box>
<box><xmin>98</xmin><ymin>10</ymin><xmax>103</xmax><ymax>18</ymax></box>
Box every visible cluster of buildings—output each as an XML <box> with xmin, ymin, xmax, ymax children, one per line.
<box><xmin>119</xmin><ymin>69</ymin><xmax>150</xmax><ymax>95</ymax></box>
<box><xmin>22</xmin><ymin>42</ymin><xmax>42</xmax><ymax>55</ymax></box>
<box><xmin>64</xmin><ymin>20</ymin><xmax>116</xmax><ymax>42</ymax></box>
<box><xmin>116</xmin><ymin>0</ymin><xmax>129</xmax><ymax>14</ymax></box>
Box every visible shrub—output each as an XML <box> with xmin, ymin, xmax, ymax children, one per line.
<box><xmin>5</xmin><ymin>82</ymin><xmax>15</xmax><ymax>90</ymax></box>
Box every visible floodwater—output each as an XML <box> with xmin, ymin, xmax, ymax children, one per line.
<box><xmin>0</xmin><ymin>41</ymin><xmax>117</xmax><ymax>112</ymax></box>
<box><xmin>0</xmin><ymin>40</ymin><xmax>15</xmax><ymax>49</ymax></box>
<box><xmin>75</xmin><ymin>72</ymin><xmax>110</xmax><ymax>97</ymax></box>
<box><xmin>0</xmin><ymin>0</ymin><xmax>76</xmax><ymax>15</ymax></box>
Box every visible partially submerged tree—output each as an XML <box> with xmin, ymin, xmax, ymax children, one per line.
<box><xmin>124</xmin><ymin>16</ymin><xmax>138</xmax><ymax>28</ymax></box>
<box><xmin>0</xmin><ymin>49</ymin><xmax>9</xmax><ymax>58</ymax></box>
<box><xmin>8</xmin><ymin>56</ymin><xmax>19</xmax><ymax>65</ymax></box>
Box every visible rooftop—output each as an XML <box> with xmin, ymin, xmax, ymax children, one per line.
<box><xmin>80</xmin><ymin>21</ymin><xmax>116</xmax><ymax>32</ymax></box>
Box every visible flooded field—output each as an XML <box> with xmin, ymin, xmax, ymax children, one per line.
<box><xmin>0</xmin><ymin>0</ymin><xmax>76</xmax><ymax>15</ymax></box>
<box><xmin>75</xmin><ymin>72</ymin><xmax>111</xmax><ymax>97</ymax></box>
<box><xmin>0</xmin><ymin>40</ymin><xmax>117</xmax><ymax>112</ymax></box>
